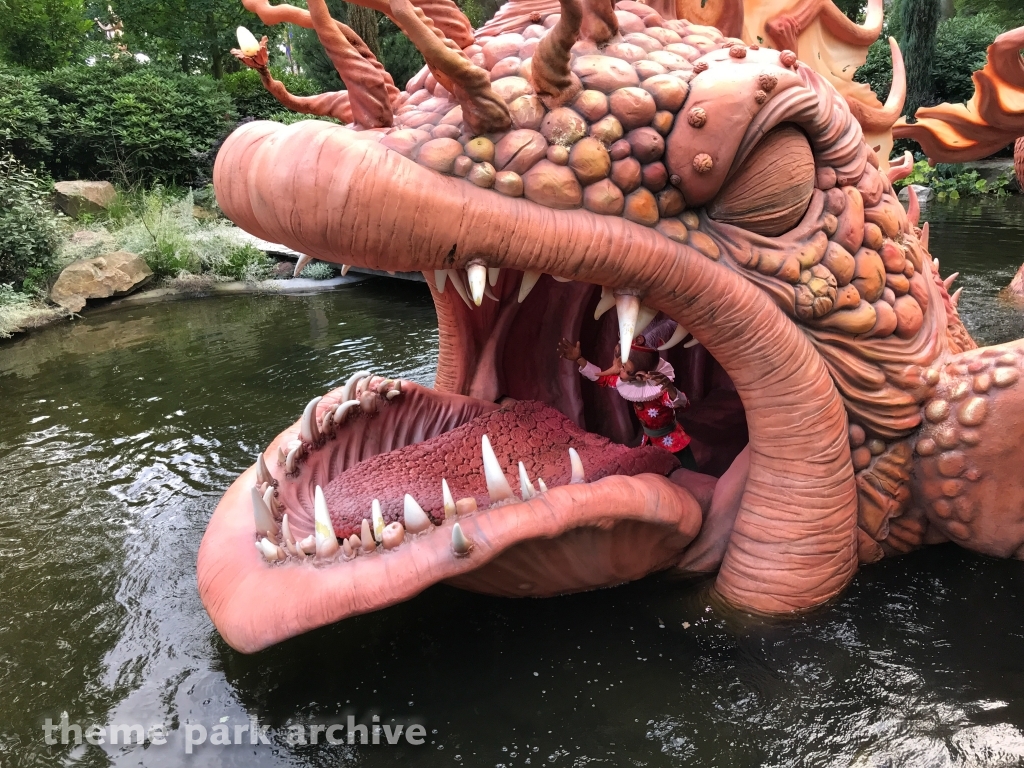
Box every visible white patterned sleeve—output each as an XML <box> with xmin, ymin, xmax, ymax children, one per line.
<box><xmin>579</xmin><ymin>362</ymin><xmax>601</xmax><ymax>381</ymax></box>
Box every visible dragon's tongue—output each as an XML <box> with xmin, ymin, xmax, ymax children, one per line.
<box><xmin>323</xmin><ymin>399</ymin><xmax>679</xmax><ymax>538</ymax></box>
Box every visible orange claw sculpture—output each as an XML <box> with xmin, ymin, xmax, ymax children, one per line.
<box><xmin>200</xmin><ymin>0</ymin><xmax>1024</xmax><ymax>654</ymax></box>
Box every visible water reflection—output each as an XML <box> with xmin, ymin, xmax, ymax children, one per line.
<box><xmin>925</xmin><ymin>195</ymin><xmax>1024</xmax><ymax>345</ymax></box>
<box><xmin>0</xmin><ymin>210</ymin><xmax>1023</xmax><ymax>766</ymax></box>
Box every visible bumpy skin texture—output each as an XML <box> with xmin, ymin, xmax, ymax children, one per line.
<box><xmin>199</xmin><ymin>0</ymin><xmax>1024</xmax><ymax>653</ymax></box>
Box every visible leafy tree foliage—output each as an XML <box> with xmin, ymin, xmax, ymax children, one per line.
<box><xmin>93</xmin><ymin>0</ymin><xmax>271</xmax><ymax>77</ymax></box>
<box><xmin>0</xmin><ymin>0</ymin><xmax>92</xmax><ymax>70</ymax></box>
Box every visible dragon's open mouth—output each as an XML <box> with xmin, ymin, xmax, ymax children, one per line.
<box><xmin>198</xmin><ymin>13</ymin><xmax>885</xmax><ymax>651</ymax></box>
<box><xmin>200</xmin><ymin>270</ymin><xmax>754</xmax><ymax>652</ymax></box>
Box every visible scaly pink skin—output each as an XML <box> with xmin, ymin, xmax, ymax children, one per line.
<box><xmin>199</xmin><ymin>2</ymin><xmax>1024</xmax><ymax>653</ymax></box>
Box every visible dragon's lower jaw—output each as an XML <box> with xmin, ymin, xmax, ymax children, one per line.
<box><xmin>199</xmin><ymin>378</ymin><xmax>708</xmax><ymax>653</ymax></box>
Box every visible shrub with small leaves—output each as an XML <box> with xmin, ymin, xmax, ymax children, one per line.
<box><xmin>0</xmin><ymin>155</ymin><xmax>61</xmax><ymax>288</ymax></box>
<box><xmin>215</xmin><ymin>243</ymin><xmax>274</xmax><ymax>282</ymax></box>
<box><xmin>300</xmin><ymin>261</ymin><xmax>336</xmax><ymax>280</ymax></box>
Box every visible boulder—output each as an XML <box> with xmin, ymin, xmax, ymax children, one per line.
<box><xmin>897</xmin><ymin>184</ymin><xmax>933</xmax><ymax>204</ymax></box>
<box><xmin>50</xmin><ymin>251</ymin><xmax>153</xmax><ymax>312</ymax></box>
<box><xmin>53</xmin><ymin>181</ymin><xmax>117</xmax><ymax>218</ymax></box>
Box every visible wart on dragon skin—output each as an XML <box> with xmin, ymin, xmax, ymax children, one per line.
<box><xmin>198</xmin><ymin>0</ymin><xmax>1024</xmax><ymax>653</ymax></box>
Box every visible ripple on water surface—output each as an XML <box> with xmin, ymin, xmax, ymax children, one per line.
<box><xmin>1</xmin><ymin>230</ymin><xmax>1024</xmax><ymax>767</ymax></box>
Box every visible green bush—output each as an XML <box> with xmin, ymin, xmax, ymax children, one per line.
<box><xmin>300</xmin><ymin>261</ymin><xmax>335</xmax><ymax>280</ymax></box>
<box><xmin>221</xmin><ymin>68</ymin><xmax>319</xmax><ymax>120</ymax></box>
<box><xmin>0</xmin><ymin>67</ymin><xmax>58</xmax><ymax>169</ymax></box>
<box><xmin>896</xmin><ymin>159</ymin><xmax>1012</xmax><ymax>200</ymax></box>
<box><xmin>213</xmin><ymin>243</ymin><xmax>274</xmax><ymax>281</ymax></box>
<box><xmin>856</xmin><ymin>11</ymin><xmax>1004</xmax><ymax>114</ymax></box>
<box><xmin>34</xmin><ymin>60</ymin><xmax>235</xmax><ymax>186</ymax></box>
<box><xmin>0</xmin><ymin>155</ymin><xmax>61</xmax><ymax>289</ymax></box>
<box><xmin>113</xmin><ymin>188</ymin><xmax>273</xmax><ymax>280</ymax></box>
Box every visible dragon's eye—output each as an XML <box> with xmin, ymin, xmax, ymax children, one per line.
<box><xmin>706</xmin><ymin>125</ymin><xmax>815</xmax><ymax>236</ymax></box>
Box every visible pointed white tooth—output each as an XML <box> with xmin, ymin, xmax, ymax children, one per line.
<box><xmin>569</xmin><ymin>447</ymin><xmax>585</xmax><ymax>484</ymax></box>
<box><xmin>348</xmin><ymin>533</ymin><xmax>362</xmax><ymax>553</ymax></box>
<box><xmin>951</xmin><ymin>287</ymin><xmax>962</xmax><ymax>307</ymax></box>
<box><xmin>361</xmin><ymin>518</ymin><xmax>376</xmax><ymax>552</ymax></box>
<box><xmin>551</xmin><ymin>275</ymin><xmax>572</xmax><ymax>282</ymax></box>
<box><xmin>320</xmin><ymin>408</ymin><xmax>335</xmax><ymax>436</ymax></box>
<box><xmin>403</xmin><ymin>494</ymin><xmax>432</xmax><ymax>533</ymax></box>
<box><xmin>442</xmin><ymin>479</ymin><xmax>456</xmax><ymax>519</ymax></box>
<box><xmin>537</xmin><ymin>477</ymin><xmax>548</xmax><ymax>493</ymax></box>
<box><xmin>342</xmin><ymin>370</ymin><xmax>373</xmax><ymax>402</ymax></box>
<box><xmin>451</xmin><ymin>522</ymin><xmax>472</xmax><ymax>555</ymax></box>
<box><xmin>481</xmin><ymin>434</ymin><xmax>514</xmax><ymax>502</ymax></box>
<box><xmin>434</xmin><ymin>269</ymin><xmax>448</xmax><ymax>292</ymax></box>
<box><xmin>281</xmin><ymin>513</ymin><xmax>299</xmax><ymax>556</ymax></box>
<box><xmin>933</xmin><ymin>257</ymin><xmax>939</xmax><ymax>269</ymax></box>
<box><xmin>658</xmin><ymin>324</ymin><xmax>688</xmax><ymax>351</ymax></box>
<box><xmin>615</xmin><ymin>293</ymin><xmax>641</xmax><ymax>363</ymax></box>
<box><xmin>518</xmin><ymin>461</ymin><xmax>535</xmax><ymax>500</ymax></box>
<box><xmin>445</xmin><ymin>269</ymin><xmax>474</xmax><ymax>309</ymax></box>
<box><xmin>467</xmin><ymin>264</ymin><xmax>487</xmax><ymax>306</ymax></box>
<box><xmin>252</xmin><ymin>487</ymin><xmax>278</xmax><ymax>540</ymax></box>
<box><xmin>683</xmin><ymin>337</ymin><xmax>700</xmax><ymax>349</ymax></box>
<box><xmin>341</xmin><ymin>264</ymin><xmax>351</xmax><ymax>276</ymax></box>
<box><xmin>487</xmin><ymin>267</ymin><xmax>500</xmax><ymax>286</ymax></box>
<box><xmin>277</xmin><ymin>446</ymin><xmax>287</xmax><ymax>466</ymax></box>
<box><xmin>313</xmin><ymin>486</ymin><xmax>339</xmax><ymax>558</ymax></box>
<box><xmin>518</xmin><ymin>270</ymin><xmax>542</xmax><ymax>303</ymax></box>
<box><xmin>298</xmin><ymin>534</ymin><xmax>317</xmax><ymax>555</ymax></box>
<box><xmin>386</xmin><ymin>389</ymin><xmax>401</xmax><ymax>400</ymax></box>
<box><xmin>262</xmin><ymin>485</ymin><xmax>277</xmax><ymax>516</ymax></box>
<box><xmin>594</xmin><ymin>286</ymin><xmax>616</xmax><ymax>320</ymax></box>
<box><xmin>372</xmin><ymin>499</ymin><xmax>385</xmax><ymax>542</ymax></box>
<box><xmin>285</xmin><ymin>444</ymin><xmax>302</xmax><ymax>473</ymax></box>
<box><xmin>943</xmin><ymin>272</ymin><xmax>959</xmax><ymax>291</ymax></box>
<box><xmin>257</xmin><ymin>537</ymin><xmax>285</xmax><ymax>561</ymax></box>
<box><xmin>382</xmin><ymin>521</ymin><xmax>405</xmax><ymax>549</ymax></box>
<box><xmin>332</xmin><ymin>399</ymin><xmax>361</xmax><ymax>425</ymax></box>
<box><xmin>256</xmin><ymin>453</ymin><xmax>272</xmax><ymax>486</ymax></box>
<box><xmin>484</xmin><ymin>284</ymin><xmax>499</xmax><ymax>302</ymax></box>
<box><xmin>342</xmin><ymin>537</ymin><xmax>354</xmax><ymax>558</ymax></box>
<box><xmin>637</xmin><ymin>304</ymin><xmax>658</xmax><ymax>336</ymax></box>
<box><xmin>293</xmin><ymin>254</ymin><xmax>313</xmax><ymax>277</ymax></box>
<box><xmin>300</xmin><ymin>396</ymin><xmax>322</xmax><ymax>443</ymax></box>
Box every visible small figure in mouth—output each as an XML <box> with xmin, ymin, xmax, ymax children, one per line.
<box><xmin>557</xmin><ymin>334</ymin><xmax>697</xmax><ymax>471</ymax></box>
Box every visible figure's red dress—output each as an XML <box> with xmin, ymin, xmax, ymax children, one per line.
<box><xmin>579</xmin><ymin>360</ymin><xmax>691</xmax><ymax>452</ymax></box>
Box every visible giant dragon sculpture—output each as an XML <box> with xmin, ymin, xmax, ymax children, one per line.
<box><xmin>199</xmin><ymin>0</ymin><xmax>1024</xmax><ymax>652</ymax></box>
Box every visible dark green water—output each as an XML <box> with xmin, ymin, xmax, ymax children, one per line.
<box><xmin>1</xmin><ymin>199</ymin><xmax>1024</xmax><ymax>767</ymax></box>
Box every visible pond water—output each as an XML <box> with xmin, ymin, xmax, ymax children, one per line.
<box><xmin>2</xmin><ymin>199</ymin><xmax>1024</xmax><ymax>767</ymax></box>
